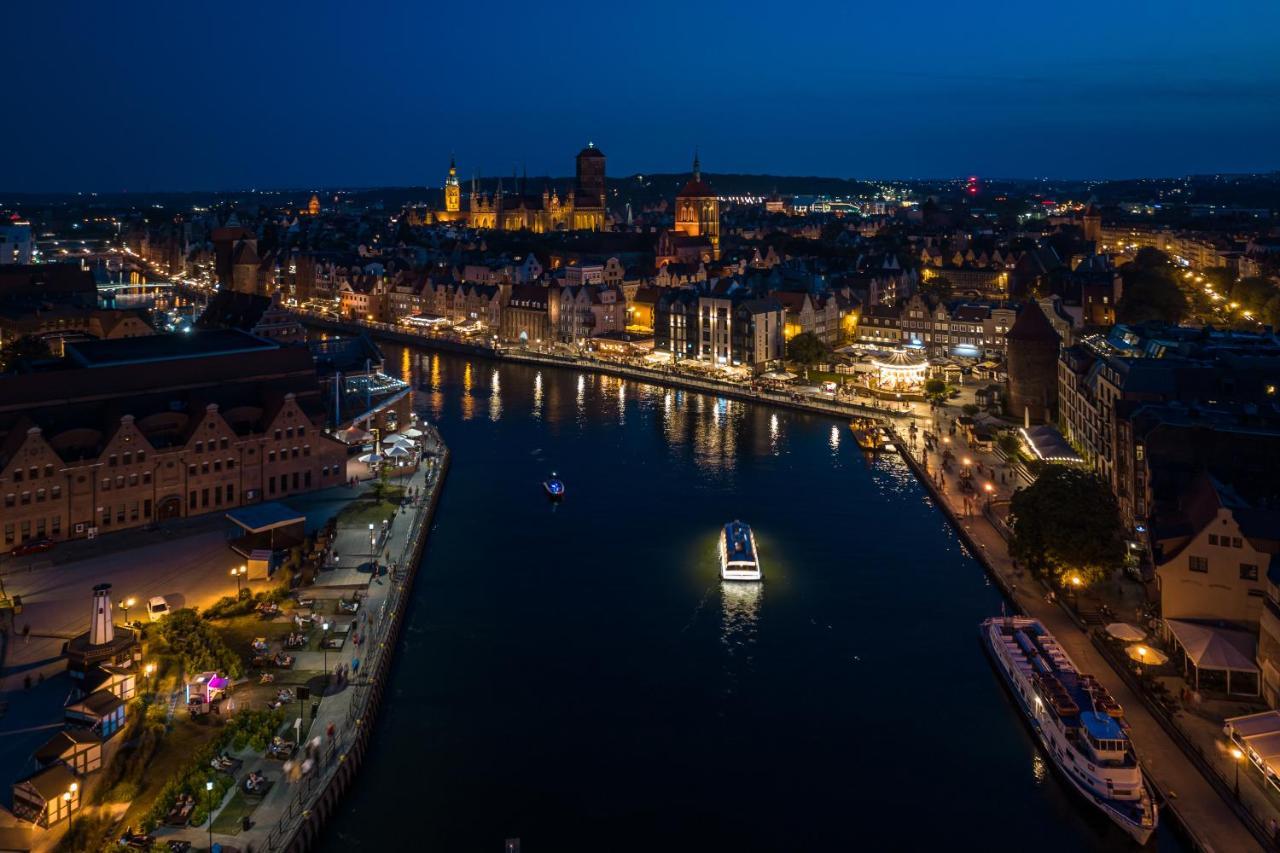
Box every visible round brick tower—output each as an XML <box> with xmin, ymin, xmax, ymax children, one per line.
<box><xmin>1005</xmin><ymin>301</ymin><xmax>1061</xmax><ymax>424</ymax></box>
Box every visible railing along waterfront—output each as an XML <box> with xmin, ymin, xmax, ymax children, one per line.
<box><xmin>264</xmin><ymin>431</ymin><xmax>448</xmax><ymax>851</ymax></box>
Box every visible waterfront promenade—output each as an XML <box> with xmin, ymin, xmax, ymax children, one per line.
<box><xmin>157</xmin><ymin>429</ymin><xmax>449</xmax><ymax>852</ymax></box>
<box><xmin>890</xmin><ymin>423</ymin><xmax>1266</xmax><ymax>853</ymax></box>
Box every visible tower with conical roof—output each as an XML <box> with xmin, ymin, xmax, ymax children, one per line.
<box><xmin>1005</xmin><ymin>301</ymin><xmax>1061</xmax><ymax>424</ymax></box>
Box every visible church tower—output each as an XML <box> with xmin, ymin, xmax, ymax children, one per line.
<box><xmin>675</xmin><ymin>151</ymin><xmax>720</xmax><ymax>260</ymax></box>
<box><xmin>307</xmin><ymin>194</ymin><xmax>320</xmax><ymax>216</ymax></box>
<box><xmin>444</xmin><ymin>155</ymin><xmax>461</xmax><ymax>214</ymax></box>
<box><xmin>572</xmin><ymin>142</ymin><xmax>606</xmax><ymax>231</ymax></box>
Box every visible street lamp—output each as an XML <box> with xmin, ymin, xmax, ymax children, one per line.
<box><xmin>322</xmin><ymin>621</ymin><xmax>331</xmax><ymax>691</ymax></box>
<box><xmin>1137</xmin><ymin>646</ymin><xmax>1147</xmax><ymax>677</ymax></box>
<box><xmin>1069</xmin><ymin>574</ymin><xmax>1082</xmax><ymax>608</ymax></box>
<box><xmin>1232</xmin><ymin>746</ymin><xmax>1244</xmax><ymax>798</ymax></box>
<box><xmin>231</xmin><ymin>565</ymin><xmax>247</xmax><ymax>598</ymax></box>
<box><xmin>206</xmin><ymin>780</ymin><xmax>215</xmax><ymax>850</ymax></box>
<box><xmin>122</xmin><ymin>597</ymin><xmax>136</xmax><ymax>626</ymax></box>
<box><xmin>369</xmin><ymin>523</ymin><xmax>376</xmax><ymax>560</ymax></box>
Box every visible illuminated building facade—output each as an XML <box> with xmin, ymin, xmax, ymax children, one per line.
<box><xmin>410</xmin><ymin>144</ymin><xmax>607</xmax><ymax>233</ymax></box>
<box><xmin>673</xmin><ymin>153</ymin><xmax>720</xmax><ymax>260</ymax></box>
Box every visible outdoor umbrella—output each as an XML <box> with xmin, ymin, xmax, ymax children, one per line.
<box><xmin>381</xmin><ymin>434</ymin><xmax>408</xmax><ymax>445</ymax></box>
<box><xmin>384</xmin><ymin>444</ymin><xmax>413</xmax><ymax>458</ymax></box>
<box><xmin>1125</xmin><ymin>644</ymin><xmax>1169</xmax><ymax>666</ymax></box>
<box><xmin>357</xmin><ymin>452</ymin><xmax>384</xmax><ymax>465</ymax></box>
<box><xmin>401</xmin><ymin>427</ymin><xmax>424</xmax><ymax>438</ymax></box>
<box><xmin>1106</xmin><ymin>623</ymin><xmax>1147</xmax><ymax>642</ymax></box>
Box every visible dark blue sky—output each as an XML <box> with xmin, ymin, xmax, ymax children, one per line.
<box><xmin>6</xmin><ymin>0</ymin><xmax>1278</xmax><ymax>191</ymax></box>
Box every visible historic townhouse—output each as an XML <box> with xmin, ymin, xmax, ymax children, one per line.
<box><xmin>0</xmin><ymin>331</ymin><xmax>347</xmax><ymax>552</ymax></box>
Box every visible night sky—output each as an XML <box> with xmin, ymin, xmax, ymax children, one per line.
<box><xmin>6</xmin><ymin>0</ymin><xmax>1279</xmax><ymax>191</ymax></box>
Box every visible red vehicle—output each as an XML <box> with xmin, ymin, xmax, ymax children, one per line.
<box><xmin>9</xmin><ymin>538</ymin><xmax>53</xmax><ymax>557</ymax></box>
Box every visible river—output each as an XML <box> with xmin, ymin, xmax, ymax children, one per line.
<box><xmin>322</xmin><ymin>346</ymin><xmax>1186</xmax><ymax>852</ymax></box>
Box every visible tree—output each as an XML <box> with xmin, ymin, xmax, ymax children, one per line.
<box><xmin>1116</xmin><ymin>249</ymin><xmax>1187</xmax><ymax>324</ymax></box>
<box><xmin>923</xmin><ymin>377</ymin><xmax>947</xmax><ymax>403</ymax></box>
<box><xmin>1008</xmin><ymin>465</ymin><xmax>1125</xmax><ymax>586</ymax></box>
<box><xmin>787</xmin><ymin>331</ymin><xmax>828</xmax><ymax>367</ymax></box>
<box><xmin>961</xmin><ymin>403</ymin><xmax>980</xmax><ymax>417</ymax></box>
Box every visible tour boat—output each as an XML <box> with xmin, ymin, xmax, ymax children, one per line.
<box><xmin>719</xmin><ymin>520</ymin><xmax>762</xmax><ymax>581</ymax></box>
<box><xmin>980</xmin><ymin>616</ymin><xmax>1157</xmax><ymax>845</ymax></box>
<box><xmin>543</xmin><ymin>474</ymin><xmax>565</xmax><ymax>500</ymax></box>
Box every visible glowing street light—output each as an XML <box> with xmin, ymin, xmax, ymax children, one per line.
<box><xmin>206</xmin><ymin>780</ymin><xmax>215</xmax><ymax>850</ymax></box>
<box><xmin>231</xmin><ymin>565</ymin><xmax>248</xmax><ymax>597</ymax></box>
<box><xmin>122</xmin><ymin>597</ymin><xmax>136</xmax><ymax>626</ymax></box>
<box><xmin>1232</xmin><ymin>746</ymin><xmax>1245</xmax><ymax>798</ymax></box>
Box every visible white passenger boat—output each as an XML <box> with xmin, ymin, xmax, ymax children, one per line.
<box><xmin>719</xmin><ymin>521</ymin><xmax>762</xmax><ymax>581</ymax></box>
<box><xmin>981</xmin><ymin>616</ymin><xmax>1156</xmax><ymax>844</ymax></box>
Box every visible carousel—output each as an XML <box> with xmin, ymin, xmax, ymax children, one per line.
<box><xmin>869</xmin><ymin>349</ymin><xmax>929</xmax><ymax>393</ymax></box>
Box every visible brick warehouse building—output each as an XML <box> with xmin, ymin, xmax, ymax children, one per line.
<box><xmin>0</xmin><ymin>330</ymin><xmax>348</xmax><ymax>552</ymax></box>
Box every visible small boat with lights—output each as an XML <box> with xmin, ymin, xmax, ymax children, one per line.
<box><xmin>543</xmin><ymin>474</ymin><xmax>565</xmax><ymax>500</ymax></box>
<box><xmin>719</xmin><ymin>520</ymin><xmax>762</xmax><ymax>581</ymax></box>
<box><xmin>981</xmin><ymin>616</ymin><xmax>1156</xmax><ymax>844</ymax></box>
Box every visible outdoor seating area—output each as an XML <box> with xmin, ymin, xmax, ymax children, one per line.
<box><xmin>1164</xmin><ymin>619</ymin><xmax>1260</xmax><ymax>697</ymax></box>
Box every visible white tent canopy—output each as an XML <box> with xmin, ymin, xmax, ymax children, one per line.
<box><xmin>1166</xmin><ymin>619</ymin><xmax>1259</xmax><ymax>696</ymax></box>
<box><xmin>400</xmin><ymin>427</ymin><xmax>424</xmax><ymax>438</ymax></box>
<box><xmin>1106</xmin><ymin>623</ymin><xmax>1146</xmax><ymax>641</ymax></box>
<box><xmin>1225</xmin><ymin>711</ymin><xmax>1280</xmax><ymax>790</ymax></box>
<box><xmin>384</xmin><ymin>444</ymin><xmax>413</xmax><ymax>458</ymax></box>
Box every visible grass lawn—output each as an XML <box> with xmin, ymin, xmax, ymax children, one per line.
<box><xmin>211</xmin><ymin>614</ymin><xmax>281</xmax><ymax>668</ymax></box>
<box><xmin>336</xmin><ymin>485</ymin><xmax>404</xmax><ymax>526</ymax></box>
<box><xmin>210</xmin><ymin>788</ymin><xmax>260</xmax><ymax>835</ymax></box>
<box><xmin>119</xmin><ymin>716</ymin><xmax>223</xmax><ymax>829</ymax></box>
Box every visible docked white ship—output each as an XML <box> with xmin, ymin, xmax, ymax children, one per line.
<box><xmin>981</xmin><ymin>616</ymin><xmax>1157</xmax><ymax>845</ymax></box>
<box><xmin>719</xmin><ymin>521</ymin><xmax>762</xmax><ymax>581</ymax></box>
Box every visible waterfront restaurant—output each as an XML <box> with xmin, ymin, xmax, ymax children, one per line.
<box><xmin>870</xmin><ymin>349</ymin><xmax>928</xmax><ymax>392</ymax></box>
<box><xmin>1225</xmin><ymin>710</ymin><xmax>1280</xmax><ymax>792</ymax></box>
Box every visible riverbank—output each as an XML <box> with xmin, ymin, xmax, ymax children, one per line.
<box><xmin>884</xmin><ymin>422</ymin><xmax>1266</xmax><ymax>853</ymax></box>
<box><xmin>292</xmin><ymin>312</ymin><xmax>908</xmax><ymax>422</ymax></box>
<box><xmin>201</xmin><ymin>436</ymin><xmax>450</xmax><ymax>853</ymax></box>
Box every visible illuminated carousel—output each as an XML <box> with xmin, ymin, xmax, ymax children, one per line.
<box><xmin>869</xmin><ymin>349</ymin><xmax>929</xmax><ymax>394</ymax></box>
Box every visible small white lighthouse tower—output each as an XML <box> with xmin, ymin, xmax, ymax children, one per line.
<box><xmin>89</xmin><ymin>583</ymin><xmax>114</xmax><ymax>647</ymax></box>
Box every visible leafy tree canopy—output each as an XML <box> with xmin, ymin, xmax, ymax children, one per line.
<box><xmin>1008</xmin><ymin>465</ymin><xmax>1125</xmax><ymax>586</ymax></box>
<box><xmin>787</xmin><ymin>331</ymin><xmax>828</xmax><ymax>365</ymax></box>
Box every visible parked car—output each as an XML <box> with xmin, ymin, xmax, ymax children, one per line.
<box><xmin>147</xmin><ymin>596</ymin><xmax>170</xmax><ymax>621</ymax></box>
<box><xmin>9</xmin><ymin>538</ymin><xmax>54</xmax><ymax>557</ymax></box>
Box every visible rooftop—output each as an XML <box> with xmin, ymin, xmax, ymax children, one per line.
<box><xmin>65</xmin><ymin>329</ymin><xmax>277</xmax><ymax>368</ymax></box>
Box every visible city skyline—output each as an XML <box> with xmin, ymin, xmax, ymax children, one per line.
<box><xmin>5</xmin><ymin>1</ymin><xmax>1279</xmax><ymax>192</ymax></box>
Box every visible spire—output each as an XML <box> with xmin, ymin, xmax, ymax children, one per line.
<box><xmin>449</xmin><ymin>152</ymin><xmax>457</xmax><ymax>176</ymax></box>
<box><xmin>693</xmin><ymin>148</ymin><xmax>701</xmax><ymax>182</ymax></box>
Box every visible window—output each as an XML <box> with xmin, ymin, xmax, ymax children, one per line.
<box><xmin>1241</xmin><ymin>564</ymin><xmax>1260</xmax><ymax>581</ymax></box>
<box><xmin>43</xmin><ymin>464</ymin><xmax>53</xmax><ymax>477</ymax></box>
<box><xmin>51</xmin><ymin>516</ymin><xmax>60</xmax><ymax>536</ymax></box>
<box><xmin>3</xmin><ymin>524</ymin><xmax>12</xmax><ymax>545</ymax></box>
<box><xmin>51</xmin><ymin>485</ymin><xmax>61</xmax><ymax>499</ymax></box>
<box><xmin>13</xmin><ymin>470</ymin><xmax>22</xmax><ymax>483</ymax></box>
<box><xmin>1209</xmin><ymin>534</ymin><xmax>1219</xmax><ymax>545</ymax></box>
<box><xmin>220</xmin><ymin>437</ymin><xmax>229</xmax><ymax>450</ymax></box>
<box><xmin>21</xmin><ymin>492</ymin><xmax>30</xmax><ymax>505</ymax></box>
<box><xmin>4</xmin><ymin>494</ymin><xmax>12</xmax><ymax>507</ymax></box>
<box><xmin>274</xmin><ymin>429</ymin><xmax>282</xmax><ymax>441</ymax></box>
<box><xmin>123</xmin><ymin>452</ymin><xmax>132</xmax><ymax>465</ymax></box>
<box><xmin>196</xmin><ymin>441</ymin><xmax>203</xmax><ymax>454</ymax></box>
<box><xmin>1233</xmin><ymin>537</ymin><xmax>1243</xmax><ymax>548</ymax></box>
<box><xmin>188</xmin><ymin>464</ymin><xmax>197</xmax><ymax>477</ymax></box>
<box><xmin>201</xmin><ymin>462</ymin><xmax>209</xmax><ymax>475</ymax></box>
<box><xmin>129</xmin><ymin>474</ymin><xmax>138</xmax><ymax>486</ymax></box>
<box><xmin>227</xmin><ymin>459</ymin><xmax>236</xmax><ymax>470</ymax></box>
<box><xmin>109</xmin><ymin>454</ymin><xmax>118</xmax><ymax>467</ymax></box>
<box><xmin>142</xmin><ymin>472</ymin><xmax>151</xmax><ymax>485</ymax></box>
<box><xmin>137</xmin><ymin>451</ymin><xmax>146</xmax><ymax>463</ymax></box>
<box><xmin>226</xmin><ymin>484</ymin><xmax>234</xmax><ymax>503</ymax></box>
<box><xmin>36</xmin><ymin>488</ymin><xmax>45</xmax><ymax>502</ymax></box>
<box><xmin>1189</xmin><ymin>555</ymin><xmax>1209</xmax><ymax>573</ymax></box>
<box><xmin>189</xmin><ymin>491</ymin><xmax>197</xmax><ymax>510</ymax></box>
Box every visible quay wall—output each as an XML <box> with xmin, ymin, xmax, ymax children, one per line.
<box><xmin>270</xmin><ymin>449</ymin><xmax>450</xmax><ymax>852</ymax></box>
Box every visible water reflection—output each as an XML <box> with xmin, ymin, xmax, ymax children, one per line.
<box><xmin>489</xmin><ymin>369</ymin><xmax>502</xmax><ymax>422</ymax></box>
<box><xmin>461</xmin><ymin>362</ymin><xmax>474</xmax><ymax>421</ymax></box>
<box><xmin>720</xmin><ymin>581</ymin><xmax>761</xmax><ymax>697</ymax></box>
<box><xmin>830</xmin><ymin>424</ymin><xmax>841</xmax><ymax>453</ymax></box>
<box><xmin>1032</xmin><ymin>753</ymin><xmax>1048</xmax><ymax>786</ymax></box>
<box><xmin>533</xmin><ymin>371</ymin><xmax>543</xmax><ymax>420</ymax></box>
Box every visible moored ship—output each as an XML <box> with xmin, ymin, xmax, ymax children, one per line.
<box><xmin>981</xmin><ymin>616</ymin><xmax>1156</xmax><ymax>844</ymax></box>
<box><xmin>719</xmin><ymin>521</ymin><xmax>762</xmax><ymax>581</ymax></box>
